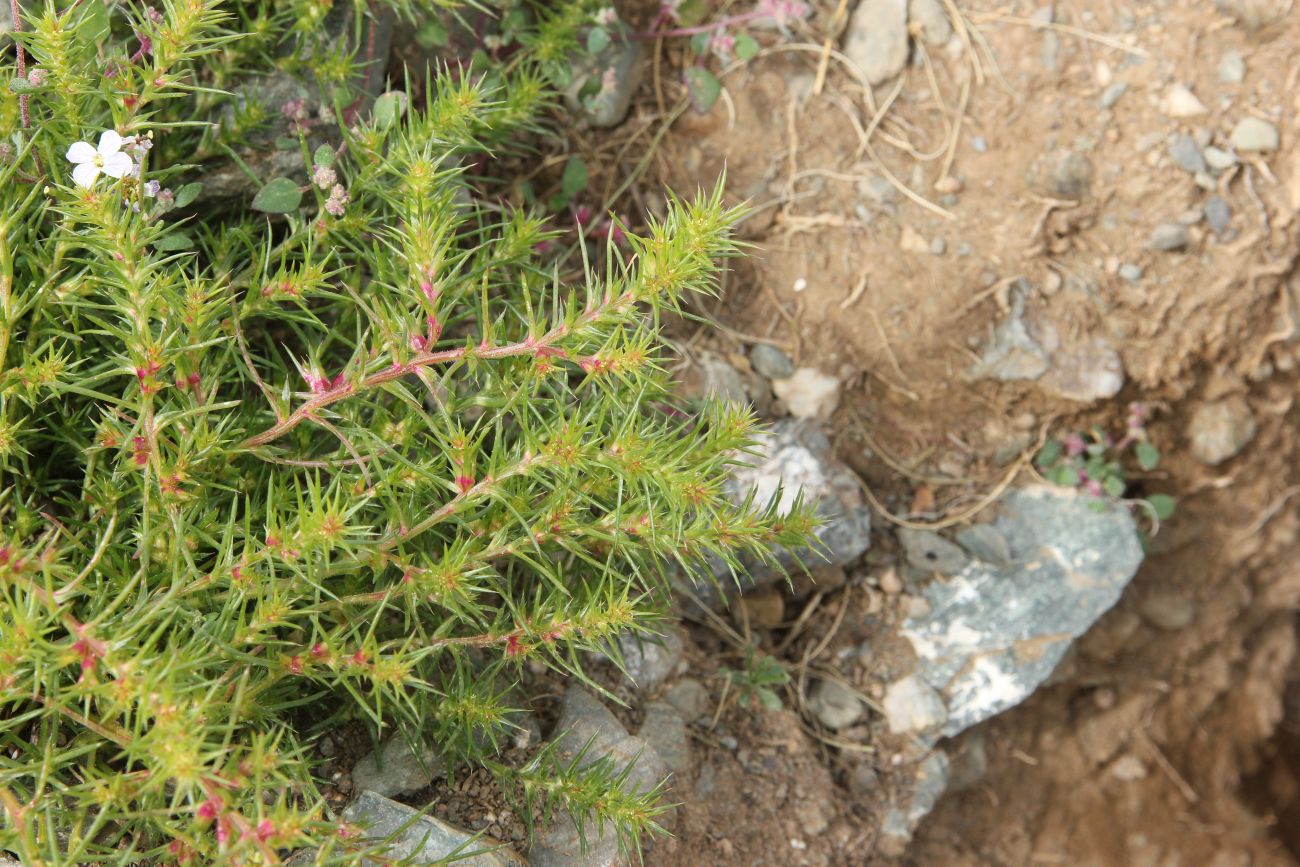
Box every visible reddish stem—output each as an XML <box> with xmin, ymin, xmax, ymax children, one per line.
<box><xmin>9</xmin><ymin>0</ymin><xmax>28</xmax><ymax>128</ymax></box>
<box><xmin>632</xmin><ymin>10</ymin><xmax>762</xmax><ymax>39</ymax></box>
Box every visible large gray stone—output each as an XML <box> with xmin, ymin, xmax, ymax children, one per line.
<box><xmin>613</xmin><ymin>629</ymin><xmax>683</xmax><ymax>687</ymax></box>
<box><xmin>877</xmin><ymin>750</ymin><xmax>950</xmax><ymax>854</ymax></box>
<box><xmin>350</xmin><ymin>736</ymin><xmax>445</xmax><ymax>798</ymax></box>
<box><xmin>341</xmin><ymin>791</ymin><xmax>524</xmax><ymax>867</ymax></box>
<box><xmin>530</xmin><ymin>687</ymin><xmax>667</xmax><ymax>867</ymax></box>
<box><xmin>902</xmin><ymin>486</ymin><xmax>1144</xmax><ymax>737</ymax></box>
<box><xmin>694</xmin><ymin>420</ymin><xmax>871</xmax><ymax>601</ymax></box>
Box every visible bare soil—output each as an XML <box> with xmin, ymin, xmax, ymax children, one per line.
<box><xmin>611</xmin><ymin>0</ymin><xmax>1300</xmax><ymax>864</ymax></box>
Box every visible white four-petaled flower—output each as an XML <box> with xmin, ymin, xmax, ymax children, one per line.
<box><xmin>66</xmin><ymin>130</ymin><xmax>134</xmax><ymax>189</ymax></box>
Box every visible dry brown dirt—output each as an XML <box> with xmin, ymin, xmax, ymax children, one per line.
<box><xmin>609</xmin><ymin>0</ymin><xmax>1300</xmax><ymax>864</ymax></box>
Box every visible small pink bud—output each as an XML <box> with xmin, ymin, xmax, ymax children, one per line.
<box><xmin>198</xmin><ymin>798</ymin><xmax>221</xmax><ymax>821</ymax></box>
<box><xmin>455</xmin><ymin>475</ymin><xmax>475</xmax><ymax>494</ymax></box>
<box><xmin>1064</xmin><ymin>433</ymin><xmax>1086</xmax><ymax>457</ymax></box>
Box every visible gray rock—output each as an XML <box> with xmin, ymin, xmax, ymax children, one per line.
<box><xmin>341</xmin><ymin>791</ymin><xmax>524</xmax><ymax>867</ymax></box>
<box><xmin>1100</xmin><ymin>82</ymin><xmax>1128</xmax><ymax>109</ymax></box>
<box><xmin>749</xmin><ymin>343</ymin><xmax>795</xmax><ymax>380</ymax></box>
<box><xmin>807</xmin><ymin>678</ymin><xmax>864</xmax><ymax>730</ymax></box>
<box><xmin>1167</xmin><ymin>133</ymin><xmax>1207</xmax><ymax>174</ymax></box>
<box><xmin>908</xmin><ymin>0</ymin><xmax>952</xmax><ymax>46</ymax></box>
<box><xmin>531</xmin><ymin>687</ymin><xmax>667</xmax><ymax>867</ymax></box>
<box><xmin>694</xmin><ymin>420</ymin><xmax>872</xmax><ymax>600</ymax></box>
<box><xmin>947</xmin><ymin>732</ymin><xmax>989</xmax><ymax>791</ymax></box>
<box><xmin>615</xmin><ymin>629</ymin><xmax>683</xmax><ymax>687</ymax></box>
<box><xmin>1204</xmin><ymin>146</ymin><xmax>1237</xmax><ymax>171</ymax></box>
<box><xmin>1149</xmin><ymin>223</ymin><xmax>1191</xmax><ymax>251</ymax></box>
<box><xmin>901</xmin><ymin>485</ymin><xmax>1144</xmax><ymax>737</ymax></box>
<box><xmin>680</xmin><ymin>350</ymin><xmax>752</xmax><ymax>405</ymax></box>
<box><xmin>897</xmin><ymin>529</ymin><xmax>969</xmax><ymax>576</ymax></box>
<box><xmin>955</xmin><ymin>523</ymin><xmax>1011</xmax><ymax>566</ymax></box>
<box><xmin>350</xmin><ymin>736</ymin><xmax>445</xmax><ymax>798</ymax></box>
<box><xmin>965</xmin><ymin>286</ymin><xmax>1124</xmax><ymax>402</ymax></box>
<box><xmin>1229</xmin><ymin>117</ymin><xmax>1280</xmax><ymax>153</ymax></box>
<box><xmin>843</xmin><ymin>0</ymin><xmax>910</xmax><ymax>86</ymax></box>
<box><xmin>638</xmin><ymin>702</ymin><xmax>691</xmax><ymax>774</ymax></box>
<box><xmin>1138</xmin><ymin>592</ymin><xmax>1196</xmax><ymax>631</ymax></box>
<box><xmin>930</xmin><ymin>237</ymin><xmax>947</xmax><ymax>255</ymax></box>
<box><xmin>1025</xmin><ymin>148</ymin><xmax>1093</xmax><ymax>200</ymax></box>
<box><xmin>1218</xmin><ymin>50</ymin><xmax>1246</xmax><ymax>83</ymax></box>
<box><xmin>882</xmin><ymin>674</ymin><xmax>948</xmax><ymax>735</ymax></box>
<box><xmin>971</xmin><ymin>136</ymin><xmax>988</xmax><ymax>153</ymax></box>
<box><xmin>877</xmin><ymin>751</ymin><xmax>950</xmax><ymax>854</ymax></box>
<box><xmin>1205</xmin><ymin>196</ymin><xmax>1233</xmax><ymax>237</ymax></box>
<box><xmin>664</xmin><ymin>678</ymin><xmax>711</xmax><ymax>720</ymax></box>
<box><xmin>964</xmin><ymin>286</ymin><xmax>1051</xmax><ymax>383</ymax></box>
<box><xmin>566</xmin><ymin>37</ymin><xmax>643</xmax><ymax>128</ymax></box>
<box><xmin>1213</xmin><ymin>0</ymin><xmax>1290</xmax><ymax>29</ymax></box>
<box><xmin>1189</xmin><ymin>396</ymin><xmax>1257</xmax><ymax>465</ymax></box>
<box><xmin>1119</xmin><ymin>263</ymin><xmax>1144</xmax><ymax>283</ymax></box>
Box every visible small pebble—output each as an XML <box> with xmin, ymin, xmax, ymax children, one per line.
<box><xmin>720</xmin><ymin>735</ymin><xmax>739</xmax><ymax>751</ymax></box>
<box><xmin>749</xmin><ymin>343</ymin><xmax>795</xmax><ymax>380</ymax></box>
<box><xmin>1119</xmin><ymin>263</ymin><xmax>1144</xmax><ymax>284</ymax></box>
<box><xmin>1138</xmin><ymin>592</ymin><xmax>1196</xmax><ymax>631</ymax></box>
<box><xmin>1205</xmin><ymin>196</ymin><xmax>1232</xmax><ymax>237</ymax></box>
<box><xmin>930</xmin><ymin>237</ymin><xmax>947</xmax><ymax>255</ymax></box>
<box><xmin>1229</xmin><ymin>117</ymin><xmax>1280</xmax><ymax>153</ymax></box>
<box><xmin>1161</xmin><ymin>83</ymin><xmax>1208</xmax><ymax>118</ymax></box>
<box><xmin>1100</xmin><ymin>82</ymin><xmax>1128</xmax><ymax>109</ymax></box>
<box><xmin>1167</xmin><ymin>133</ymin><xmax>1207</xmax><ymax>174</ymax></box>
<box><xmin>1149</xmin><ymin>223</ymin><xmax>1191</xmax><ymax>251</ymax></box>
<box><xmin>971</xmin><ymin>136</ymin><xmax>988</xmax><ymax>153</ymax></box>
<box><xmin>1217</xmin><ymin>50</ymin><xmax>1245</xmax><ymax>84</ymax></box>
<box><xmin>1203</xmin><ymin>146</ymin><xmax>1236</xmax><ymax>171</ymax></box>
<box><xmin>878</xmin><ymin>567</ymin><xmax>903</xmax><ymax>594</ymax></box>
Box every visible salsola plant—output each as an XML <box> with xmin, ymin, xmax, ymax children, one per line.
<box><xmin>0</xmin><ymin>0</ymin><xmax>812</xmax><ymax>863</ymax></box>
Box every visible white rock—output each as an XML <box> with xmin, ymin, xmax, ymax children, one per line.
<box><xmin>1189</xmin><ymin>396</ymin><xmax>1257</xmax><ymax>465</ymax></box>
<box><xmin>1229</xmin><ymin>117</ymin><xmax>1280</xmax><ymax>153</ymax></box>
<box><xmin>772</xmin><ymin>367</ymin><xmax>841</xmax><ymax>419</ymax></box>
<box><xmin>883</xmin><ymin>675</ymin><xmax>949</xmax><ymax>734</ymax></box>
<box><xmin>843</xmin><ymin>0</ymin><xmax>909</xmax><ymax>86</ymax></box>
<box><xmin>1161</xmin><ymin>84</ymin><xmax>1208</xmax><ymax>118</ymax></box>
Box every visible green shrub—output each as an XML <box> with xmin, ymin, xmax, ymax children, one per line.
<box><xmin>0</xmin><ymin>1</ymin><xmax>811</xmax><ymax>862</ymax></box>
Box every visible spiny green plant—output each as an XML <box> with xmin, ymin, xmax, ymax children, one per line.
<box><xmin>0</xmin><ymin>0</ymin><xmax>813</xmax><ymax>863</ymax></box>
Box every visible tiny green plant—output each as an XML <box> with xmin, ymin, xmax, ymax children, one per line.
<box><xmin>0</xmin><ymin>0</ymin><xmax>813</xmax><ymax>863</ymax></box>
<box><xmin>1035</xmin><ymin>403</ymin><xmax>1176</xmax><ymax>531</ymax></box>
<box><xmin>723</xmin><ymin>647</ymin><xmax>790</xmax><ymax>710</ymax></box>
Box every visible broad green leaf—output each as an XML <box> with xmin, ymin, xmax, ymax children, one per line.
<box><xmin>373</xmin><ymin>91</ymin><xmax>409</xmax><ymax>130</ymax></box>
<box><xmin>1036</xmin><ymin>439</ymin><xmax>1063</xmax><ymax>468</ymax></box>
<box><xmin>1147</xmin><ymin>494</ymin><xmax>1176</xmax><ymax>520</ymax></box>
<box><xmin>561</xmin><ymin>157</ymin><xmax>588</xmax><ymax>201</ymax></box>
<box><xmin>689</xmin><ymin>32</ymin><xmax>711</xmax><ymax>56</ymax></box>
<box><xmin>1102</xmin><ymin>475</ymin><xmax>1125</xmax><ymax>498</ymax></box>
<box><xmin>684</xmin><ymin>67</ymin><xmax>721</xmax><ymax>114</ymax></box>
<box><xmin>173</xmin><ymin>182</ymin><xmax>203</xmax><ymax>209</ymax></box>
<box><xmin>586</xmin><ymin>27</ymin><xmax>610</xmax><ymax>55</ymax></box>
<box><xmin>734</xmin><ymin>33</ymin><xmax>760</xmax><ymax>61</ymax></box>
<box><xmin>313</xmin><ymin>145</ymin><xmax>335</xmax><ymax>168</ymax></box>
<box><xmin>251</xmin><ymin>177</ymin><xmax>303</xmax><ymax>214</ymax></box>
<box><xmin>152</xmin><ymin>232</ymin><xmax>194</xmax><ymax>251</ymax></box>
<box><xmin>1135</xmin><ymin>441</ymin><xmax>1159</xmax><ymax>471</ymax></box>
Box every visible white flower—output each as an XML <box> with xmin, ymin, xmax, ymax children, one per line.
<box><xmin>66</xmin><ymin>130</ymin><xmax>134</xmax><ymax>189</ymax></box>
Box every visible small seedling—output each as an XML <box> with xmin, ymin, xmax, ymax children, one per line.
<box><xmin>723</xmin><ymin>647</ymin><xmax>791</xmax><ymax>710</ymax></box>
<box><xmin>1036</xmin><ymin>403</ymin><xmax>1176</xmax><ymax>531</ymax></box>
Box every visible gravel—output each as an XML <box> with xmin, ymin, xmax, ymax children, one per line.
<box><xmin>806</xmin><ymin>678</ymin><xmax>865</xmax><ymax>730</ymax></box>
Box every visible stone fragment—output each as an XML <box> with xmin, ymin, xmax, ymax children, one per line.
<box><xmin>1161</xmin><ymin>84</ymin><xmax>1208</xmax><ymax>118</ymax></box>
<box><xmin>565</xmin><ymin>38</ymin><xmax>643</xmax><ymax>128</ymax></box>
<box><xmin>843</xmin><ymin>0</ymin><xmax>910</xmax><ymax>86</ymax></box>
<box><xmin>638</xmin><ymin>702</ymin><xmax>691</xmax><ymax>775</ymax></box>
<box><xmin>1230</xmin><ymin>117</ymin><xmax>1280</xmax><ymax>152</ymax></box>
<box><xmin>350</xmin><ymin>737</ymin><xmax>444</xmax><ymax>798</ymax></box>
<box><xmin>955</xmin><ymin>524</ymin><xmax>1011</xmax><ymax>566</ymax></box>
<box><xmin>772</xmin><ymin>367</ymin><xmax>841</xmax><ymax>419</ymax></box>
<box><xmin>897</xmin><ymin>528</ymin><xmax>969</xmax><ymax>576</ymax></box>
<box><xmin>1138</xmin><ymin>592</ymin><xmax>1196</xmax><ymax>631</ymax></box>
<box><xmin>882</xmin><ymin>674</ymin><xmax>948</xmax><ymax>735</ymax></box>
<box><xmin>614</xmin><ymin>629</ymin><xmax>683</xmax><ymax>687</ymax></box>
<box><xmin>901</xmin><ymin>486</ymin><xmax>1144</xmax><ymax>737</ymax></box>
<box><xmin>1026</xmin><ymin>148</ymin><xmax>1093</xmax><ymax>200</ymax></box>
<box><xmin>749</xmin><ymin>343</ymin><xmax>795</xmax><ymax>380</ymax></box>
<box><xmin>1189</xmin><ymin>396</ymin><xmax>1256</xmax><ymax>465</ymax></box>
<box><xmin>1149</xmin><ymin>223</ymin><xmax>1191</xmax><ymax>251</ymax></box>
<box><xmin>342</xmin><ymin>791</ymin><xmax>524</xmax><ymax>867</ymax></box>
<box><xmin>1167</xmin><ymin>133</ymin><xmax>1207</xmax><ymax>174</ymax></box>
<box><xmin>807</xmin><ymin>678</ymin><xmax>864</xmax><ymax>730</ymax></box>
<box><xmin>664</xmin><ymin>678</ymin><xmax>711</xmax><ymax>720</ymax></box>
<box><xmin>908</xmin><ymin>0</ymin><xmax>952</xmax><ymax>46</ymax></box>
